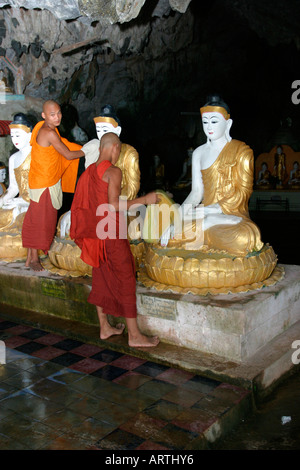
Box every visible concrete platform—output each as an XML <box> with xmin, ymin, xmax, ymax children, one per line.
<box><xmin>0</xmin><ymin>260</ymin><xmax>299</xmax><ymax>401</ymax></box>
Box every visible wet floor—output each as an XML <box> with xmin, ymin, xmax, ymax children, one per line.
<box><xmin>215</xmin><ymin>210</ymin><xmax>300</xmax><ymax>450</ymax></box>
<box><xmin>1</xmin><ymin>314</ymin><xmax>299</xmax><ymax>451</ymax></box>
<box><xmin>214</xmin><ymin>370</ymin><xmax>300</xmax><ymax>450</ymax></box>
<box><xmin>0</xmin><ymin>316</ymin><xmax>252</xmax><ymax>451</ymax></box>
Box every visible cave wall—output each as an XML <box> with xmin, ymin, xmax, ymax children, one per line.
<box><xmin>0</xmin><ymin>0</ymin><xmax>299</xmax><ymax>188</ymax></box>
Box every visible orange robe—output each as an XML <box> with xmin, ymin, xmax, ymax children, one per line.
<box><xmin>70</xmin><ymin>161</ymin><xmax>137</xmax><ymax>318</ymax></box>
<box><xmin>22</xmin><ymin>121</ymin><xmax>81</xmax><ymax>253</ymax></box>
<box><xmin>28</xmin><ymin>121</ymin><xmax>80</xmax><ymax>192</ymax></box>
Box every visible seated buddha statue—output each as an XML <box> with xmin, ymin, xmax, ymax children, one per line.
<box><xmin>256</xmin><ymin>162</ymin><xmax>271</xmax><ymax>188</ymax></box>
<box><xmin>140</xmin><ymin>95</ymin><xmax>280</xmax><ymax>293</ymax></box>
<box><xmin>288</xmin><ymin>161</ymin><xmax>300</xmax><ymax>188</ymax></box>
<box><xmin>0</xmin><ymin>113</ymin><xmax>33</xmax><ymax>260</ymax></box>
<box><xmin>159</xmin><ymin>95</ymin><xmax>263</xmax><ymax>257</ymax></box>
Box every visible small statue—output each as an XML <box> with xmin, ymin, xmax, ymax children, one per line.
<box><xmin>273</xmin><ymin>145</ymin><xmax>287</xmax><ymax>188</ymax></box>
<box><xmin>151</xmin><ymin>154</ymin><xmax>165</xmax><ymax>189</ymax></box>
<box><xmin>256</xmin><ymin>161</ymin><xmax>271</xmax><ymax>187</ymax></box>
<box><xmin>175</xmin><ymin>147</ymin><xmax>193</xmax><ymax>188</ymax></box>
<box><xmin>0</xmin><ymin>70</ymin><xmax>13</xmax><ymax>94</ymax></box>
<box><xmin>288</xmin><ymin>160</ymin><xmax>300</xmax><ymax>188</ymax></box>
<box><xmin>70</xmin><ymin>122</ymin><xmax>89</xmax><ymax>145</ymax></box>
<box><xmin>0</xmin><ymin>162</ymin><xmax>7</xmax><ymax>196</ymax></box>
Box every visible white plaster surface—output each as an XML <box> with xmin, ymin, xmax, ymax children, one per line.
<box><xmin>136</xmin><ymin>264</ymin><xmax>300</xmax><ymax>361</ymax></box>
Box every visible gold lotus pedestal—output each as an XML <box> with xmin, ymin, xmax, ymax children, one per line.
<box><xmin>44</xmin><ymin>236</ymin><xmax>146</xmax><ymax>277</ymax></box>
<box><xmin>139</xmin><ymin>243</ymin><xmax>283</xmax><ymax>295</ymax></box>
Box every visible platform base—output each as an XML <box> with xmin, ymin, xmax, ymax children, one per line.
<box><xmin>0</xmin><ymin>260</ymin><xmax>299</xmax><ymax>398</ymax></box>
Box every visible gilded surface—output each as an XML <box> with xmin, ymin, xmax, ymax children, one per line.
<box><xmin>115</xmin><ymin>144</ymin><xmax>140</xmax><ymax>200</ymax></box>
<box><xmin>140</xmin><ymin>245</ymin><xmax>283</xmax><ymax>295</ymax></box>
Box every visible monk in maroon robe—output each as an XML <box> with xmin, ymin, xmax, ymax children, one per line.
<box><xmin>70</xmin><ymin>132</ymin><xmax>159</xmax><ymax>348</ymax></box>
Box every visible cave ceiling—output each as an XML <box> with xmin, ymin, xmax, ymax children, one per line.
<box><xmin>0</xmin><ymin>0</ymin><xmax>300</xmax><ymax>177</ymax></box>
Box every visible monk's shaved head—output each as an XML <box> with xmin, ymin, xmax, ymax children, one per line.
<box><xmin>43</xmin><ymin>100</ymin><xmax>60</xmax><ymax>113</ymax></box>
<box><xmin>100</xmin><ymin>132</ymin><xmax>121</xmax><ymax>151</ymax></box>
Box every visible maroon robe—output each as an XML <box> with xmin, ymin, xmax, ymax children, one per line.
<box><xmin>70</xmin><ymin>160</ymin><xmax>137</xmax><ymax>318</ymax></box>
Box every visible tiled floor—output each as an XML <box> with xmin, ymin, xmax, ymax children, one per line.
<box><xmin>0</xmin><ymin>317</ymin><xmax>250</xmax><ymax>450</ymax></box>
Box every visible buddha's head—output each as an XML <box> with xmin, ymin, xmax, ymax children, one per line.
<box><xmin>9</xmin><ymin>113</ymin><xmax>33</xmax><ymax>150</ymax></box>
<box><xmin>200</xmin><ymin>95</ymin><xmax>232</xmax><ymax>143</ymax></box>
<box><xmin>0</xmin><ymin>163</ymin><xmax>6</xmax><ymax>183</ymax></box>
<box><xmin>94</xmin><ymin>104</ymin><xmax>122</xmax><ymax>141</ymax></box>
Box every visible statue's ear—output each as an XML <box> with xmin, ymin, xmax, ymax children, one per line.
<box><xmin>225</xmin><ymin>118</ymin><xmax>233</xmax><ymax>141</ymax></box>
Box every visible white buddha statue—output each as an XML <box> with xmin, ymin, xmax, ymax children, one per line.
<box><xmin>0</xmin><ymin>113</ymin><xmax>32</xmax><ymax>232</ymax></box>
<box><xmin>159</xmin><ymin>95</ymin><xmax>263</xmax><ymax>257</ymax></box>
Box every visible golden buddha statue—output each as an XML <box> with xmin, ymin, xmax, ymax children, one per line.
<box><xmin>273</xmin><ymin>145</ymin><xmax>287</xmax><ymax>189</ymax></box>
<box><xmin>0</xmin><ymin>113</ymin><xmax>33</xmax><ymax>260</ymax></box>
<box><xmin>46</xmin><ymin>105</ymin><xmax>143</xmax><ymax>276</ymax></box>
<box><xmin>140</xmin><ymin>95</ymin><xmax>282</xmax><ymax>294</ymax></box>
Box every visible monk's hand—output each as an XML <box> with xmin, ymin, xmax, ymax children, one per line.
<box><xmin>144</xmin><ymin>191</ymin><xmax>160</xmax><ymax>205</ymax></box>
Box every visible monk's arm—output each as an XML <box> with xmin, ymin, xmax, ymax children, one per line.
<box><xmin>47</xmin><ymin>130</ymin><xmax>85</xmax><ymax>160</ymax></box>
<box><xmin>107</xmin><ymin>166</ymin><xmax>158</xmax><ymax>211</ymax></box>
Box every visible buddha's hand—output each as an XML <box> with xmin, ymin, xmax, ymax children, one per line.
<box><xmin>81</xmin><ymin>139</ymin><xmax>100</xmax><ymax>168</ymax></box>
<box><xmin>160</xmin><ymin>224</ymin><xmax>174</xmax><ymax>247</ymax></box>
<box><xmin>1</xmin><ymin>197</ymin><xmax>16</xmax><ymax>209</ymax></box>
<box><xmin>60</xmin><ymin>210</ymin><xmax>71</xmax><ymax>238</ymax></box>
<box><xmin>203</xmin><ymin>203</ymin><xmax>223</xmax><ymax>215</ymax></box>
<box><xmin>203</xmin><ymin>213</ymin><xmax>242</xmax><ymax>231</ymax></box>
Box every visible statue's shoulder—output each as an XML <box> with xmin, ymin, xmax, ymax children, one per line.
<box><xmin>230</xmin><ymin>139</ymin><xmax>252</xmax><ymax>152</ymax></box>
<box><xmin>192</xmin><ymin>145</ymin><xmax>204</xmax><ymax>159</ymax></box>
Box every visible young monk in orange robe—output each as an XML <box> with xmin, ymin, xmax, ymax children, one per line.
<box><xmin>70</xmin><ymin>132</ymin><xmax>160</xmax><ymax>347</ymax></box>
<box><xmin>22</xmin><ymin>100</ymin><xmax>85</xmax><ymax>271</ymax></box>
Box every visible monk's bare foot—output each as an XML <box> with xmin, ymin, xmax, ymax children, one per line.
<box><xmin>128</xmin><ymin>334</ymin><xmax>160</xmax><ymax>348</ymax></box>
<box><xmin>100</xmin><ymin>322</ymin><xmax>125</xmax><ymax>340</ymax></box>
<box><xmin>29</xmin><ymin>261</ymin><xmax>44</xmax><ymax>272</ymax></box>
